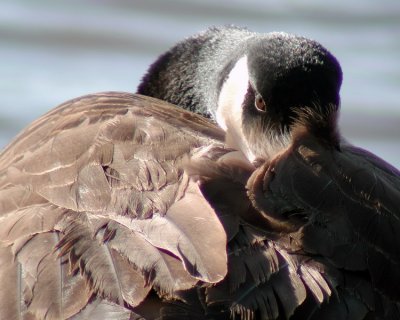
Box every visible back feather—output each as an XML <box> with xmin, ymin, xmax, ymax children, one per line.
<box><xmin>1</xmin><ymin>93</ymin><xmax>399</xmax><ymax>319</ymax></box>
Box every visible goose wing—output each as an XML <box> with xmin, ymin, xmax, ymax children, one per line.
<box><xmin>246</xmin><ymin>133</ymin><xmax>400</xmax><ymax>318</ymax></box>
<box><xmin>186</xmin><ymin>147</ymin><xmax>337</xmax><ymax>320</ymax></box>
<box><xmin>0</xmin><ymin>92</ymin><xmax>227</xmax><ymax>319</ymax></box>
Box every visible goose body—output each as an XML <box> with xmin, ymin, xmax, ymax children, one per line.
<box><xmin>138</xmin><ymin>26</ymin><xmax>400</xmax><ymax>317</ymax></box>
<box><xmin>0</xmin><ymin>26</ymin><xmax>399</xmax><ymax>320</ymax></box>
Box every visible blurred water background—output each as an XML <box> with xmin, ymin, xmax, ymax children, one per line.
<box><xmin>0</xmin><ymin>0</ymin><xmax>399</xmax><ymax>167</ymax></box>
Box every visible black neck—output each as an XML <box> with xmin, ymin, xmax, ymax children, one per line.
<box><xmin>137</xmin><ymin>26</ymin><xmax>254</xmax><ymax>118</ymax></box>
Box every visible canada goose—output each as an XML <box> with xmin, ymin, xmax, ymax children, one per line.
<box><xmin>139</xmin><ymin>26</ymin><xmax>400</xmax><ymax>317</ymax></box>
<box><xmin>0</xmin><ymin>26</ymin><xmax>399</xmax><ymax>320</ymax></box>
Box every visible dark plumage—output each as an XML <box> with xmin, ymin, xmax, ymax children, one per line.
<box><xmin>138</xmin><ymin>26</ymin><xmax>342</xmax><ymax>161</ymax></box>
<box><xmin>0</xmin><ymin>26</ymin><xmax>399</xmax><ymax>320</ymax></box>
<box><xmin>138</xmin><ymin>26</ymin><xmax>342</xmax><ymax>118</ymax></box>
<box><xmin>138</xmin><ymin>26</ymin><xmax>400</xmax><ymax>317</ymax></box>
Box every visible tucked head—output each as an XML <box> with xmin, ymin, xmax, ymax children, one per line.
<box><xmin>138</xmin><ymin>27</ymin><xmax>343</xmax><ymax>162</ymax></box>
<box><xmin>217</xmin><ymin>32</ymin><xmax>342</xmax><ymax>161</ymax></box>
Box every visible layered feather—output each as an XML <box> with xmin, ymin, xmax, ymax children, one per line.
<box><xmin>0</xmin><ymin>93</ymin><xmax>227</xmax><ymax>319</ymax></box>
<box><xmin>1</xmin><ymin>93</ymin><xmax>399</xmax><ymax>319</ymax></box>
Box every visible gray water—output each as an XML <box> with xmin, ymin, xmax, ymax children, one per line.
<box><xmin>1</xmin><ymin>0</ymin><xmax>399</xmax><ymax>168</ymax></box>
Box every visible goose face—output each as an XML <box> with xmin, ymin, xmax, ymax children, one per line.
<box><xmin>217</xmin><ymin>33</ymin><xmax>343</xmax><ymax>161</ymax></box>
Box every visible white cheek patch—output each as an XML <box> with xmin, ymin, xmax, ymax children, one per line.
<box><xmin>216</xmin><ymin>56</ymin><xmax>249</xmax><ymax>131</ymax></box>
<box><xmin>216</xmin><ymin>56</ymin><xmax>256</xmax><ymax>162</ymax></box>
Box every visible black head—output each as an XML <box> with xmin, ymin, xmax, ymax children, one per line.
<box><xmin>217</xmin><ymin>32</ymin><xmax>343</xmax><ymax>161</ymax></box>
<box><xmin>246</xmin><ymin>33</ymin><xmax>342</xmax><ymax>130</ymax></box>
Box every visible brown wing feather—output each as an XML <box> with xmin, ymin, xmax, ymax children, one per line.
<box><xmin>0</xmin><ymin>245</ymin><xmax>19</xmax><ymax>320</ymax></box>
<box><xmin>246</xmin><ymin>126</ymin><xmax>400</xmax><ymax>317</ymax></box>
<box><xmin>104</xmin><ymin>220</ymin><xmax>198</xmax><ymax>294</ymax></box>
<box><xmin>189</xmin><ymin>147</ymin><xmax>342</xmax><ymax>320</ymax></box>
<box><xmin>0</xmin><ymin>92</ymin><xmax>227</xmax><ymax>319</ymax></box>
<box><xmin>69</xmin><ymin>298</ymin><xmax>136</xmax><ymax>320</ymax></box>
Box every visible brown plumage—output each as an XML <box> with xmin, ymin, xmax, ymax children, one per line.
<box><xmin>1</xmin><ymin>92</ymin><xmax>399</xmax><ymax>320</ymax></box>
<box><xmin>0</xmin><ymin>92</ymin><xmax>228</xmax><ymax>319</ymax></box>
<box><xmin>1</xmin><ymin>26</ymin><xmax>400</xmax><ymax>320</ymax></box>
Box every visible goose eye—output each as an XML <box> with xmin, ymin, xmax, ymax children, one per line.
<box><xmin>255</xmin><ymin>94</ymin><xmax>266</xmax><ymax>112</ymax></box>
